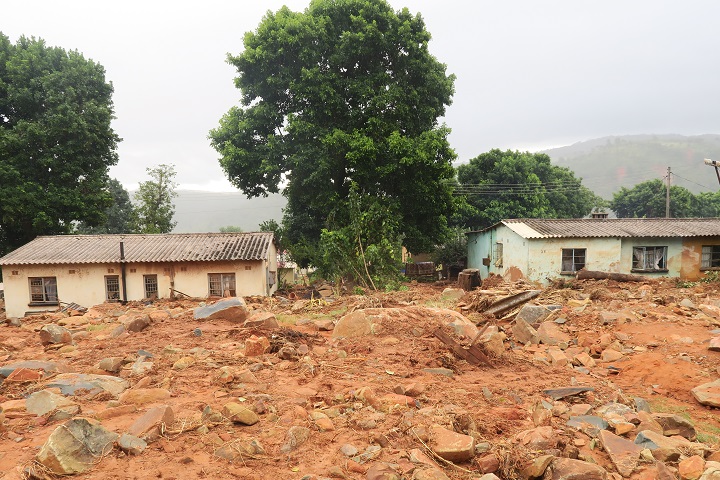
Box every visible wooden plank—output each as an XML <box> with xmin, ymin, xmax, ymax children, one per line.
<box><xmin>433</xmin><ymin>327</ymin><xmax>493</xmax><ymax>368</ymax></box>
<box><xmin>576</xmin><ymin>270</ymin><xmax>646</xmax><ymax>282</ymax></box>
<box><xmin>483</xmin><ymin>290</ymin><xmax>542</xmax><ymax>317</ymax></box>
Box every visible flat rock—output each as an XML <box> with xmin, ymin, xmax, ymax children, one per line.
<box><xmin>522</xmin><ymin>454</ymin><xmax>554</xmax><ymax>478</ymax></box>
<box><xmin>26</xmin><ymin>390</ymin><xmax>78</xmax><ymax>416</ymax></box>
<box><xmin>193</xmin><ymin>297</ymin><xmax>249</xmax><ymax>323</ymax></box>
<box><xmin>243</xmin><ymin>311</ymin><xmax>279</xmax><ymax>329</ymax></box>
<box><xmin>430</xmin><ymin>425</ymin><xmax>475</xmax><ymax>462</ymax></box>
<box><xmin>280</xmin><ymin>425</ymin><xmax>310</xmax><ymax>453</ymax></box>
<box><xmin>127</xmin><ymin>404</ymin><xmax>174</xmax><ymax>442</ymax></box>
<box><xmin>543</xmin><ymin>386</ymin><xmax>594</xmax><ymax>400</ymax></box>
<box><xmin>545</xmin><ymin>457</ymin><xmax>608</xmax><ymax>479</ymax></box>
<box><xmin>678</xmin><ymin>455</ymin><xmax>705</xmax><ymax>480</ymax></box>
<box><xmin>45</xmin><ymin>373</ymin><xmax>129</xmax><ymax>397</ymax></box>
<box><xmin>567</xmin><ymin>416</ymin><xmax>609</xmax><ymax>438</ymax></box>
<box><xmin>513</xmin><ymin>317</ymin><xmax>539</xmax><ymax>344</ymax></box>
<box><xmin>598</xmin><ymin>429</ymin><xmax>642</xmax><ymax>477</ymax></box>
<box><xmin>333</xmin><ymin>310</ymin><xmax>375</xmax><ymax>338</ymax></box>
<box><xmin>119</xmin><ymin>388</ymin><xmax>171</xmax><ymax>405</ymax></box>
<box><xmin>36</xmin><ymin>418</ymin><xmax>119</xmax><ymax>474</ymax></box>
<box><xmin>538</xmin><ymin>322</ymin><xmax>571</xmax><ymax>346</ymax></box>
<box><xmin>634</xmin><ymin>430</ymin><xmax>709</xmax><ymax>461</ymax></box>
<box><xmin>691</xmin><ymin>379</ymin><xmax>720</xmax><ymax>407</ymax></box>
<box><xmin>709</xmin><ymin>336</ymin><xmax>720</xmax><ymax>351</ymax></box>
<box><xmin>97</xmin><ymin>357</ymin><xmax>124</xmax><ymax>373</ymax></box>
<box><xmin>652</xmin><ymin>413</ymin><xmax>696</xmax><ymax>440</ymax></box>
<box><xmin>121</xmin><ymin>313</ymin><xmax>151</xmax><ymax>332</ymax></box>
<box><xmin>515</xmin><ymin>426</ymin><xmax>558</xmax><ymax>450</ymax></box>
<box><xmin>517</xmin><ymin>304</ymin><xmax>553</xmax><ymax>324</ymax></box>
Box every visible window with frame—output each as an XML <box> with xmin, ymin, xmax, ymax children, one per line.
<box><xmin>701</xmin><ymin>245</ymin><xmax>720</xmax><ymax>269</ymax></box>
<box><xmin>105</xmin><ymin>276</ymin><xmax>120</xmax><ymax>301</ymax></box>
<box><xmin>208</xmin><ymin>273</ymin><xmax>236</xmax><ymax>297</ymax></box>
<box><xmin>493</xmin><ymin>243</ymin><xmax>503</xmax><ymax>267</ymax></box>
<box><xmin>561</xmin><ymin>248</ymin><xmax>586</xmax><ymax>274</ymax></box>
<box><xmin>632</xmin><ymin>246</ymin><xmax>668</xmax><ymax>272</ymax></box>
<box><xmin>29</xmin><ymin>277</ymin><xmax>58</xmax><ymax>304</ymax></box>
<box><xmin>144</xmin><ymin>274</ymin><xmax>158</xmax><ymax>298</ymax></box>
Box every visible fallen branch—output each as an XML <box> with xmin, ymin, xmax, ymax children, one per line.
<box><xmin>575</xmin><ymin>270</ymin><xmax>646</xmax><ymax>282</ymax></box>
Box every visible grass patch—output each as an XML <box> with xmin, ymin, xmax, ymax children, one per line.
<box><xmin>329</xmin><ymin>307</ymin><xmax>347</xmax><ymax>317</ymax></box>
<box><xmin>697</xmin><ymin>423</ymin><xmax>720</xmax><ymax>446</ymax></box>
<box><xmin>86</xmin><ymin>324</ymin><xmax>109</xmax><ymax>331</ymax></box>
<box><xmin>423</xmin><ymin>297</ymin><xmax>458</xmax><ymax>309</ymax></box>
<box><xmin>276</xmin><ymin>314</ymin><xmax>298</xmax><ymax>325</ymax></box>
<box><xmin>648</xmin><ymin>398</ymin><xmax>693</xmax><ymax>422</ymax></box>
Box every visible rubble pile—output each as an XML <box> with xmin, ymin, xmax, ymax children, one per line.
<box><xmin>0</xmin><ymin>279</ymin><xmax>719</xmax><ymax>479</ymax></box>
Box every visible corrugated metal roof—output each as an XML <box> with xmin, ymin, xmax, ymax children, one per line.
<box><xmin>0</xmin><ymin>233</ymin><xmax>275</xmax><ymax>265</ymax></box>
<box><xmin>470</xmin><ymin>218</ymin><xmax>720</xmax><ymax>239</ymax></box>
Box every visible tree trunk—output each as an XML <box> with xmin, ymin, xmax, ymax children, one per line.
<box><xmin>576</xmin><ymin>270</ymin><xmax>646</xmax><ymax>282</ymax></box>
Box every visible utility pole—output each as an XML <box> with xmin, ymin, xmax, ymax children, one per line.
<box><xmin>665</xmin><ymin>166</ymin><xmax>671</xmax><ymax>218</ymax></box>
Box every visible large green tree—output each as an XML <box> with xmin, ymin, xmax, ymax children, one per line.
<box><xmin>0</xmin><ymin>34</ymin><xmax>120</xmax><ymax>255</ymax></box>
<box><xmin>76</xmin><ymin>179</ymin><xmax>135</xmax><ymax>234</ymax></box>
<box><xmin>610</xmin><ymin>179</ymin><xmax>705</xmax><ymax>218</ymax></box>
<box><xmin>132</xmin><ymin>164</ymin><xmax>178</xmax><ymax>234</ymax></box>
<box><xmin>455</xmin><ymin>150</ymin><xmax>598</xmax><ymax>229</ymax></box>
<box><xmin>209</xmin><ymin>0</ymin><xmax>456</xmax><ymax>268</ymax></box>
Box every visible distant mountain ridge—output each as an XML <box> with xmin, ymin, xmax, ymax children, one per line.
<box><xmin>543</xmin><ymin>134</ymin><xmax>720</xmax><ymax>199</ymax></box>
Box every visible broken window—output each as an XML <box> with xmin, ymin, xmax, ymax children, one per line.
<box><xmin>632</xmin><ymin>246</ymin><xmax>668</xmax><ymax>271</ymax></box>
<box><xmin>29</xmin><ymin>277</ymin><xmax>58</xmax><ymax>304</ymax></box>
<box><xmin>208</xmin><ymin>273</ymin><xmax>236</xmax><ymax>297</ymax></box>
<box><xmin>561</xmin><ymin>248</ymin><xmax>586</xmax><ymax>273</ymax></box>
<box><xmin>493</xmin><ymin>243</ymin><xmax>503</xmax><ymax>267</ymax></box>
<box><xmin>144</xmin><ymin>274</ymin><xmax>158</xmax><ymax>298</ymax></box>
<box><xmin>701</xmin><ymin>245</ymin><xmax>720</xmax><ymax>269</ymax></box>
<box><xmin>105</xmin><ymin>276</ymin><xmax>120</xmax><ymax>301</ymax></box>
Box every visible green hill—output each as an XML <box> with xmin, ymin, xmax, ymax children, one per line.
<box><xmin>543</xmin><ymin>134</ymin><xmax>720</xmax><ymax>199</ymax></box>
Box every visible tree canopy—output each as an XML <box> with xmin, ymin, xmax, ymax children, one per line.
<box><xmin>0</xmin><ymin>33</ymin><xmax>120</xmax><ymax>255</ymax></box>
<box><xmin>610</xmin><ymin>179</ymin><xmax>720</xmax><ymax>218</ymax></box>
<box><xmin>132</xmin><ymin>164</ymin><xmax>178</xmax><ymax>234</ymax></box>
<box><xmin>210</xmin><ymin>0</ymin><xmax>457</xmax><ymax>270</ymax></box>
<box><xmin>455</xmin><ymin>150</ymin><xmax>598</xmax><ymax>229</ymax></box>
<box><xmin>75</xmin><ymin>178</ymin><xmax>135</xmax><ymax>234</ymax></box>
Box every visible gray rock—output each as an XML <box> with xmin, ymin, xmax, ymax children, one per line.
<box><xmin>339</xmin><ymin>444</ymin><xmax>359</xmax><ymax>457</ymax></box>
<box><xmin>0</xmin><ymin>360</ymin><xmax>65</xmax><ymax>379</ymax></box>
<box><xmin>36</xmin><ymin>418</ymin><xmax>119</xmax><ymax>474</ymax></box>
<box><xmin>567</xmin><ymin>416</ymin><xmax>609</xmax><ymax>438</ymax></box>
<box><xmin>516</xmin><ymin>304</ymin><xmax>553</xmax><ymax>324</ymax></box>
<box><xmin>44</xmin><ymin>373</ymin><xmax>129</xmax><ymax>397</ymax></box>
<box><xmin>652</xmin><ymin>413</ymin><xmax>696</xmax><ymax>440</ymax></box>
<box><xmin>26</xmin><ymin>390</ymin><xmax>78</xmax><ymax>416</ymax></box>
<box><xmin>39</xmin><ymin>324</ymin><xmax>73</xmax><ymax>345</ymax></box>
<box><xmin>117</xmin><ymin>433</ymin><xmax>147</xmax><ymax>455</ymax></box>
<box><xmin>193</xmin><ymin>297</ymin><xmax>249</xmax><ymax>323</ymax></box>
<box><xmin>634</xmin><ymin>397</ymin><xmax>651</xmax><ymax>413</ymax></box>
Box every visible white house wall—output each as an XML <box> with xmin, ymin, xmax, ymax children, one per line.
<box><xmin>2</xmin><ymin>252</ymin><xmax>278</xmax><ymax>319</ymax></box>
<box><xmin>467</xmin><ymin>225</ymin><xmax>529</xmax><ymax>281</ymax></box>
<box><xmin>526</xmin><ymin>237</ymin><xmax>622</xmax><ymax>283</ymax></box>
<box><xmin>620</xmin><ymin>237</ymin><xmax>684</xmax><ymax>279</ymax></box>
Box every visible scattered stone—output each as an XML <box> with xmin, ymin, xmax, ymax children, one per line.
<box><xmin>513</xmin><ymin>317</ymin><xmax>540</xmax><ymax>345</ymax></box>
<box><xmin>430</xmin><ymin>425</ymin><xmax>475</xmax><ymax>462</ymax></box>
<box><xmin>314</xmin><ymin>319</ymin><xmax>335</xmax><ymax>331</ymax></box>
<box><xmin>709</xmin><ymin>337</ymin><xmax>720</xmax><ymax>351</ymax></box>
<box><xmin>97</xmin><ymin>357</ymin><xmax>124</xmax><ymax>373</ymax></box>
<box><xmin>515</xmin><ymin>426</ymin><xmax>559</xmax><ymax>450</ymax></box>
<box><xmin>601</xmin><ymin>349</ymin><xmax>624</xmax><ymax>362</ymax></box>
<box><xmin>678</xmin><ymin>455</ymin><xmax>705</xmax><ymax>480</ymax></box>
<box><xmin>118</xmin><ymin>388</ymin><xmax>171</xmax><ymax>405</ymax></box>
<box><xmin>4</xmin><ymin>367</ymin><xmax>44</xmax><ymax>382</ymax></box>
<box><xmin>45</xmin><ymin>373</ymin><xmax>129</xmax><ymax>397</ymax></box>
<box><xmin>0</xmin><ymin>360</ymin><xmax>66</xmax><ymax>379</ymax></box>
<box><xmin>441</xmin><ymin>288</ymin><xmax>465</xmax><ymax>300</ymax></box>
<box><xmin>521</xmin><ymin>454</ymin><xmax>554</xmax><ymax>478</ymax></box>
<box><xmin>634</xmin><ymin>430</ymin><xmax>709</xmax><ymax>461</ymax></box>
<box><xmin>127</xmin><ymin>405</ymin><xmax>174</xmax><ymax>442</ymax></box>
<box><xmin>121</xmin><ymin>313</ymin><xmax>151</xmax><ymax>332</ymax></box>
<box><xmin>280</xmin><ymin>425</ymin><xmax>310</xmax><ymax>453</ymax></box>
<box><xmin>422</xmin><ymin>368</ymin><xmax>454</xmax><ymax>377</ymax></box>
<box><xmin>36</xmin><ymin>418</ymin><xmax>119</xmax><ymax>474</ymax></box>
<box><xmin>222</xmin><ymin>402</ymin><xmax>259</xmax><ymax>425</ymax></box>
<box><xmin>333</xmin><ymin>310</ymin><xmax>375</xmax><ymax>338</ymax></box>
<box><xmin>39</xmin><ymin>324</ymin><xmax>73</xmax><ymax>345</ymax></box>
<box><xmin>652</xmin><ymin>413</ymin><xmax>696</xmax><ymax>440</ymax></box>
<box><xmin>243</xmin><ymin>312</ymin><xmax>279</xmax><ymax>329</ymax></box>
<box><xmin>543</xmin><ymin>386</ymin><xmax>594</xmax><ymax>400</ymax></box>
<box><xmin>193</xmin><ymin>297</ymin><xmax>249</xmax><ymax>323</ymax></box>
<box><xmin>567</xmin><ymin>416</ymin><xmax>609</xmax><ymax>438</ymax></box>
<box><xmin>172</xmin><ymin>356</ymin><xmax>195</xmax><ymax>370</ymax></box>
<box><xmin>25</xmin><ymin>390</ymin><xmax>78</xmax><ymax>417</ymax></box>
<box><xmin>598</xmin><ymin>430</ymin><xmax>642</xmax><ymax>477</ymax></box>
<box><xmin>245</xmin><ymin>335</ymin><xmax>270</xmax><ymax>356</ymax></box>
<box><xmin>117</xmin><ymin>433</ymin><xmax>147</xmax><ymax>455</ymax></box>
<box><xmin>691</xmin><ymin>379</ymin><xmax>720</xmax><ymax>407</ymax></box>
<box><xmin>517</xmin><ymin>304</ymin><xmax>553</xmax><ymax>324</ymax></box>
<box><xmin>545</xmin><ymin>457</ymin><xmax>608</xmax><ymax>479</ymax></box>
<box><xmin>538</xmin><ymin>322</ymin><xmax>571</xmax><ymax>346</ymax></box>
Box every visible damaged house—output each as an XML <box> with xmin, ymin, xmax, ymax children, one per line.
<box><xmin>0</xmin><ymin>232</ymin><xmax>277</xmax><ymax>319</ymax></box>
<box><xmin>466</xmin><ymin>218</ymin><xmax>720</xmax><ymax>284</ymax></box>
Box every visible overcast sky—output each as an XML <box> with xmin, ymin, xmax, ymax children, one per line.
<box><xmin>5</xmin><ymin>1</ymin><xmax>720</xmax><ymax>192</ymax></box>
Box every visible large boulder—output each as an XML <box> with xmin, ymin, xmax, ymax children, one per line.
<box><xmin>36</xmin><ymin>418</ymin><xmax>119</xmax><ymax>474</ymax></box>
<box><xmin>691</xmin><ymin>379</ymin><xmax>720</xmax><ymax>407</ymax></box>
<box><xmin>39</xmin><ymin>324</ymin><xmax>73</xmax><ymax>345</ymax></box>
<box><xmin>193</xmin><ymin>297</ymin><xmax>249</xmax><ymax>323</ymax></box>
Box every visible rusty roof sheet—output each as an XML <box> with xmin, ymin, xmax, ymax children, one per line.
<box><xmin>0</xmin><ymin>233</ymin><xmax>275</xmax><ymax>265</ymax></box>
<box><xmin>470</xmin><ymin>218</ymin><xmax>720</xmax><ymax>239</ymax></box>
